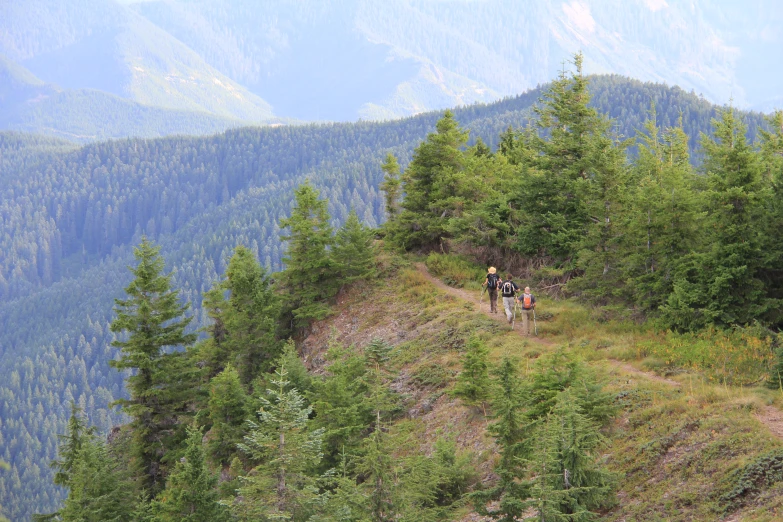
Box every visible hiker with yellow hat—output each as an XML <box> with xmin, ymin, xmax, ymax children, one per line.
<box><xmin>482</xmin><ymin>267</ymin><xmax>501</xmax><ymax>314</ymax></box>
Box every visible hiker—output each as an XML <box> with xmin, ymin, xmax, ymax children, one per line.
<box><xmin>517</xmin><ymin>286</ymin><xmax>536</xmax><ymax>336</ymax></box>
<box><xmin>500</xmin><ymin>273</ymin><xmax>520</xmax><ymax>324</ymax></box>
<box><xmin>482</xmin><ymin>267</ymin><xmax>501</xmax><ymax>314</ymax></box>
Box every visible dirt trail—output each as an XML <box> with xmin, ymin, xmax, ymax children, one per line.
<box><xmin>415</xmin><ymin>263</ymin><xmax>783</xmax><ymax>440</ymax></box>
<box><xmin>414</xmin><ymin>263</ymin><xmax>553</xmax><ymax>345</ymax></box>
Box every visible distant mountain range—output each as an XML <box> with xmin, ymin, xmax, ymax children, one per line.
<box><xmin>1</xmin><ymin>0</ymin><xmax>781</xmax><ymax>139</ymax></box>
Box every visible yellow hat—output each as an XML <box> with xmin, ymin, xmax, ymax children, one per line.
<box><xmin>488</xmin><ymin>267</ymin><xmax>496</xmax><ymax>274</ymax></box>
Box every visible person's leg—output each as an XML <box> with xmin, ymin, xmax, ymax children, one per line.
<box><xmin>489</xmin><ymin>288</ymin><xmax>497</xmax><ymax>313</ymax></box>
<box><xmin>503</xmin><ymin>297</ymin><xmax>514</xmax><ymax>322</ymax></box>
<box><xmin>522</xmin><ymin>309</ymin><xmax>530</xmax><ymax>335</ymax></box>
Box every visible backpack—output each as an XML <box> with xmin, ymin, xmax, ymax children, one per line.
<box><xmin>522</xmin><ymin>293</ymin><xmax>533</xmax><ymax>309</ymax></box>
<box><xmin>502</xmin><ymin>281</ymin><xmax>514</xmax><ymax>295</ymax></box>
<box><xmin>487</xmin><ymin>273</ymin><xmax>499</xmax><ymax>289</ymax></box>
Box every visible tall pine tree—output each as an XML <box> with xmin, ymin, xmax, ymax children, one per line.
<box><xmin>332</xmin><ymin>209</ymin><xmax>376</xmax><ymax>287</ymax></box>
<box><xmin>279</xmin><ymin>182</ymin><xmax>338</xmax><ymax>329</ymax></box>
<box><xmin>110</xmin><ymin>237</ymin><xmax>197</xmax><ymax>493</ymax></box>
<box><xmin>662</xmin><ymin>107</ymin><xmax>775</xmax><ymax>329</ymax></box>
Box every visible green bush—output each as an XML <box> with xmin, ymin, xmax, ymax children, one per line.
<box><xmin>425</xmin><ymin>253</ymin><xmax>485</xmax><ymax>289</ymax></box>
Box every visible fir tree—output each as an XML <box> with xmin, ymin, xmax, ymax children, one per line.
<box><xmin>234</xmin><ymin>366</ymin><xmax>327</xmax><ymax>521</ymax></box>
<box><xmin>109</xmin><ymin>237</ymin><xmax>197</xmax><ymax>493</ymax></box>
<box><xmin>51</xmin><ymin>403</ymin><xmax>95</xmax><ymax>488</ymax></box>
<box><xmin>759</xmin><ymin>110</ymin><xmax>783</xmax><ymax>322</ymax></box>
<box><xmin>471</xmin><ymin>357</ymin><xmax>531</xmax><ymax>521</ymax></box>
<box><xmin>0</xmin><ymin>459</ymin><xmax>9</xmax><ymax>522</ymax></box>
<box><xmin>58</xmin><ymin>437</ymin><xmax>135</xmax><ymax>522</ymax></box>
<box><xmin>279</xmin><ymin>182</ymin><xmax>338</xmax><ymax>329</ymax></box>
<box><xmin>222</xmin><ymin>246</ymin><xmax>281</xmax><ymax>383</ymax></box>
<box><xmin>452</xmin><ymin>336</ymin><xmax>491</xmax><ymax>411</ymax></box>
<box><xmin>206</xmin><ymin>365</ymin><xmax>249</xmax><ymax>466</ymax></box>
<box><xmin>332</xmin><ymin>209</ymin><xmax>376</xmax><ymax>286</ymax></box>
<box><xmin>662</xmin><ymin>107</ymin><xmax>775</xmax><ymax>329</ymax></box>
<box><xmin>153</xmin><ymin>427</ymin><xmax>229</xmax><ymax>522</ymax></box>
<box><xmin>622</xmin><ymin>107</ymin><xmax>700</xmax><ymax>313</ymax></box>
<box><xmin>531</xmin><ymin>390</ymin><xmax>614</xmax><ymax>521</ymax></box>
<box><xmin>516</xmin><ymin>53</ymin><xmax>607</xmax><ymax>261</ymax></box>
<box><xmin>390</xmin><ymin>110</ymin><xmax>469</xmax><ymax>249</ymax></box>
<box><xmin>379</xmin><ymin>153</ymin><xmax>402</xmax><ymax>219</ymax></box>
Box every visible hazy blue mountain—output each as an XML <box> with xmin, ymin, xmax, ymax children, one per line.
<box><xmin>0</xmin><ymin>0</ymin><xmax>275</xmax><ymax>121</ymax></box>
<box><xmin>131</xmin><ymin>0</ymin><xmax>783</xmax><ymax>121</ymax></box>
<box><xmin>1</xmin><ymin>0</ymin><xmax>781</xmax><ymax>137</ymax></box>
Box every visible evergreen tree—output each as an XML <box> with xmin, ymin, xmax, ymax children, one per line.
<box><xmin>471</xmin><ymin>357</ymin><xmax>531</xmax><ymax>521</ymax></box>
<box><xmin>531</xmin><ymin>390</ymin><xmax>614</xmax><ymax>521</ymax></box>
<box><xmin>58</xmin><ymin>437</ymin><xmax>135</xmax><ymax>522</ymax></box>
<box><xmin>222</xmin><ymin>246</ymin><xmax>281</xmax><ymax>383</ymax></box>
<box><xmin>390</xmin><ymin>110</ymin><xmax>469</xmax><ymax>249</ymax></box>
<box><xmin>622</xmin><ymin>107</ymin><xmax>700</xmax><ymax>313</ymax></box>
<box><xmin>759</xmin><ymin>110</ymin><xmax>783</xmax><ymax>319</ymax></box>
<box><xmin>205</xmin><ymin>365</ymin><xmax>250</xmax><ymax>466</ymax></box>
<box><xmin>661</xmin><ymin>107</ymin><xmax>775</xmax><ymax>329</ymax></box>
<box><xmin>0</xmin><ymin>459</ymin><xmax>8</xmax><ymax>522</ymax></box>
<box><xmin>109</xmin><ymin>237</ymin><xmax>197</xmax><ymax>493</ymax></box>
<box><xmin>452</xmin><ymin>336</ymin><xmax>491</xmax><ymax>411</ymax></box>
<box><xmin>379</xmin><ymin>153</ymin><xmax>402</xmax><ymax>219</ymax></box>
<box><xmin>51</xmin><ymin>403</ymin><xmax>95</xmax><ymax>488</ymax></box>
<box><xmin>279</xmin><ymin>182</ymin><xmax>338</xmax><ymax>329</ymax></box>
<box><xmin>332</xmin><ymin>209</ymin><xmax>376</xmax><ymax>286</ymax></box>
<box><xmin>153</xmin><ymin>427</ymin><xmax>229</xmax><ymax>522</ymax></box>
<box><xmin>234</xmin><ymin>366</ymin><xmax>326</xmax><ymax>521</ymax></box>
<box><xmin>515</xmin><ymin>53</ymin><xmax>605</xmax><ymax>260</ymax></box>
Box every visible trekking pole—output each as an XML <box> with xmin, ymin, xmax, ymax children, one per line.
<box><xmin>479</xmin><ymin>285</ymin><xmax>486</xmax><ymax>311</ymax></box>
<box><xmin>512</xmin><ymin>302</ymin><xmax>517</xmax><ymax>329</ymax></box>
<box><xmin>533</xmin><ymin>309</ymin><xmax>538</xmax><ymax>336</ymax></box>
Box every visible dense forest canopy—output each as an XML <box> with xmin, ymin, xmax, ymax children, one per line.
<box><xmin>0</xmin><ymin>73</ymin><xmax>777</xmax><ymax>520</ymax></box>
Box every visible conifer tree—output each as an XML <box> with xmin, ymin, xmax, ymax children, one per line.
<box><xmin>110</xmin><ymin>237</ymin><xmax>197</xmax><ymax>493</ymax></box>
<box><xmin>531</xmin><ymin>390</ymin><xmax>614</xmax><ymax>521</ymax></box>
<box><xmin>279</xmin><ymin>182</ymin><xmax>337</xmax><ymax>329</ymax></box>
<box><xmin>662</xmin><ymin>108</ymin><xmax>775</xmax><ymax>329</ymax></box>
<box><xmin>390</xmin><ymin>110</ymin><xmax>469</xmax><ymax>249</ymax></box>
<box><xmin>153</xmin><ymin>427</ymin><xmax>229</xmax><ymax>522</ymax></box>
<box><xmin>759</xmin><ymin>110</ymin><xmax>783</xmax><ymax>320</ymax></box>
<box><xmin>452</xmin><ymin>336</ymin><xmax>491</xmax><ymax>411</ymax></box>
<box><xmin>206</xmin><ymin>365</ymin><xmax>249</xmax><ymax>466</ymax></box>
<box><xmin>516</xmin><ymin>53</ymin><xmax>607</xmax><ymax>260</ymax></box>
<box><xmin>58</xmin><ymin>437</ymin><xmax>135</xmax><ymax>522</ymax></box>
<box><xmin>622</xmin><ymin>107</ymin><xmax>700</xmax><ymax>312</ymax></box>
<box><xmin>0</xmin><ymin>460</ymin><xmax>9</xmax><ymax>522</ymax></box>
<box><xmin>380</xmin><ymin>153</ymin><xmax>402</xmax><ymax>219</ymax></box>
<box><xmin>471</xmin><ymin>357</ymin><xmax>531</xmax><ymax>521</ymax></box>
<box><xmin>51</xmin><ymin>404</ymin><xmax>95</xmax><ymax>488</ymax></box>
<box><xmin>234</xmin><ymin>366</ymin><xmax>326</xmax><ymax>521</ymax></box>
<box><xmin>332</xmin><ymin>209</ymin><xmax>376</xmax><ymax>286</ymax></box>
<box><xmin>222</xmin><ymin>245</ymin><xmax>281</xmax><ymax>383</ymax></box>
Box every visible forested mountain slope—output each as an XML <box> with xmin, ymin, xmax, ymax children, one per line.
<box><xmin>0</xmin><ymin>76</ymin><xmax>773</xmax><ymax>520</ymax></box>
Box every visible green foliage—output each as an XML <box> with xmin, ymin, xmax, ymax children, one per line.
<box><xmin>153</xmin><ymin>427</ymin><xmax>229</xmax><ymax>522</ymax></box>
<box><xmin>109</xmin><ymin>237</ymin><xmax>197</xmax><ymax>493</ymax></box>
<box><xmin>525</xmin><ymin>349</ymin><xmax>615</xmax><ymax>425</ymax></box>
<box><xmin>471</xmin><ymin>357</ymin><xmax>532</xmax><ymax>521</ymax></box>
<box><xmin>333</xmin><ymin>210</ymin><xmax>377</xmax><ymax>286</ymax></box>
<box><xmin>204</xmin><ymin>245</ymin><xmax>282</xmax><ymax>383</ymax></box>
<box><xmin>661</xmin><ymin>107</ymin><xmax>778</xmax><ymax>330</ymax></box>
<box><xmin>380</xmin><ymin>153</ymin><xmax>402</xmax><ymax>219</ymax></box>
<box><xmin>205</xmin><ymin>365</ymin><xmax>250</xmax><ymax>466</ymax></box>
<box><xmin>719</xmin><ymin>449</ymin><xmax>783</xmax><ymax>513</ymax></box>
<box><xmin>279</xmin><ymin>182</ymin><xmax>339</xmax><ymax>329</ymax></box>
<box><xmin>233</xmin><ymin>366</ymin><xmax>327</xmax><ymax>521</ymax></box>
<box><xmin>531</xmin><ymin>389</ymin><xmax>615</xmax><ymax>521</ymax></box>
<box><xmin>424</xmin><ymin>253</ymin><xmax>485</xmax><ymax>289</ymax></box>
<box><xmin>452</xmin><ymin>336</ymin><xmax>491</xmax><ymax>408</ymax></box>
